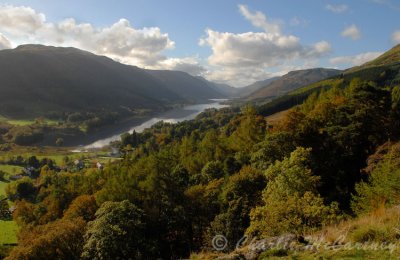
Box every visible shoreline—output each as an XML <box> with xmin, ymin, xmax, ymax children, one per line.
<box><xmin>37</xmin><ymin>100</ymin><xmax>228</xmax><ymax>148</ymax></box>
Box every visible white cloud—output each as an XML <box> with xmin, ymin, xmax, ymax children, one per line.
<box><xmin>341</xmin><ymin>24</ymin><xmax>361</xmax><ymax>40</ymax></box>
<box><xmin>0</xmin><ymin>33</ymin><xmax>11</xmax><ymax>50</ymax></box>
<box><xmin>0</xmin><ymin>5</ymin><xmax>207</xmax><ymax>71</ymax></box>
<box><xmin>156</xmin><ymin>57</ymin><xmax>206</xmax><ymax>76</ymax></box>
<box><xmin>329</xmin><ymin>52</ymin><xmax>383</xmax><ymax>66</ymax></box>
<box><xmin>238</xmin><ymin>4</ymin><xmax>281</xmax><ymax>34</ymax></box>
<box><xmin>199</xmin><ymin>5</ymin><xmax>331</xmax><ymax>86</ymax></box>
<box><xmin>325</xmin><ymin>4</ymin><xmax>349</xmax><ymax>13</ymax></box>
<box><xmin>392</xmin><ymin>30</ymin><xmax>400</xmax><ymax>44</ymax></box>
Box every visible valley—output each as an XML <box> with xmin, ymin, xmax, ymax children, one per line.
<box><xmin>0</xmin><ymin>2</ymin><xmax>399</xmax><ymax>259</ymax></box>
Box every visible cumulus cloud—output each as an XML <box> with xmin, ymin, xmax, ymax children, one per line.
<box><xmin>199</xmin><ymin>5</ymin><xmax>331</xmax><ymax>86</ymax></box>
<box><xmin>392</xmin><ymin>30</ymin><xmax>400</xmax><ymax>44</ymax></box>
<box><xmin>325</xmin><ymin>4</ymin><xmax>349</xmax><ymax>13</ymax></box>
<box><xmin>329</xmin><ymin>51</ymin><xmax>383</xmax><ymax>66</ymax></box>
<box><xmin>341</xmin><ymin>24</ymin><xmax>361</xmax><ymax>40</ymax></box>
<box><xmin>0</xmin><ymin>5</ymin><xmax>207</xmax><ymax>73</ymax></box>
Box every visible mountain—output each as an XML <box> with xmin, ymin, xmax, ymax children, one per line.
<box><xmin>239</xmin><ymin>77</ymin><xmax>279</xmax><ymax>97</ymax></box>
<box><xmin>351</xmin><ymin>44</ymin><xmax>400</xmax><ymax>71</ymax></box>
<box><xmin>258</xmin><ymin>44</ymin><xmax>400</xmax><ymax>116</ymax></box>
<box><xmin>195</xmin><ymin>76</ymin><xmax>239</xmax><ymax>97</ymax></box>
<box><xmin>247</xmin><ymin>68</ymin><xmax>342</xmax><ymax>100</ymax></box>
<box><xmin>0</xmin><ymin>44</ymin><xmax>223</xmax><ymax>119</ymax></box>
<box><xmin>145</xmin><ymin>70</ymin><xmax>225</xmax><ymax>101</ymax></box>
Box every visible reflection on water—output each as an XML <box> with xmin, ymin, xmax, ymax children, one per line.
<box><xmin>84</xmin><ymin>101</ymin><xmax>228</xmax><ymax>149</ymax></box>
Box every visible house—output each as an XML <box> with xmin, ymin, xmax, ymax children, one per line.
<box><xmin>74</xmin><ymin>159</ymin><xmax>85</xmax><ymax>169</ymax></box>
<box><xmin>22</xmin><ymin>166</ymin><xmax>36</xmax><ymax>177</ymax></box>
<box><xmin>96</xmin><ymin>162</ymin><xmax>103</xmax><ymax>170</ymax></box>
<box><xmin>109</xmin><ymin>147</ymin><xmax>121</xmax><ymax>157</ymax></box>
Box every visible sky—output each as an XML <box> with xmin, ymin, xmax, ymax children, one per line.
<box><xmin>0</xmin><ymin>0</ymin><xmax>399</xmax><ymax>87</ymax></box>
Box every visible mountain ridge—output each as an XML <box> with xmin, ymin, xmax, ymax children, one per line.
<box><xmin>0</xmin><ymin>44</ymin><xmax>224</xmax><ymax>119</ymax></box>
<box><xmin>246</xmin><ymin>68</ymin><xmax>342</xmax><ymax>100</ymax></box>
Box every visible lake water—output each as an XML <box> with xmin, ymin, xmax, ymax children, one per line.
<box><xmin>83</xmin><ymin>100</ymin><xmax>229</xmax><ymax>149</ymax></box>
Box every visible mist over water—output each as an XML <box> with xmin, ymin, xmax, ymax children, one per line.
<box><xmin>84</xmin><ymin>100</ymin><xmax>228</xmax><ymax>149</ymax></box>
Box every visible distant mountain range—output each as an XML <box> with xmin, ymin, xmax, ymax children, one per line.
<box><xmin>0</xmin><ymin>45</ymin><xmax>223</xmax><ymax>118</ymax></box>
<box><xmin>245</xmin><ymin>68</ymin><xmax>342</xmax><ymax>100</ymax></box>
<box><xmin>0</xmin><ymin>44</ymin><xmax>350</xmax><ymax>120</ymax></box>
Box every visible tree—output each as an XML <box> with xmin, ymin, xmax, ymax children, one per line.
<box><xmin>0</xmin><ymin>196</ymin><xmax>10</xmax><ymax>220</ymax></box>
<box><xmin>6</xmin><ymin>177</ymin><xmax>36</xmax><ymax>201</ymax></box>
<box><xmin>250</xmin><ymin>131</ymin><xmax>296</xmax><ymax>171</ymax></box>
<box><xmin>248</xmin><ymin>147</ymin><xmax>339</xmax><ymax>237</ymax></box>
<box><xmin>228</xmin><ymin>106</ymin><xmax>266</xmax><ymax>153</ymax></box>
<box><xmin>27</xmin><ymin>156</ymin><xmax>40</xmax><ymax>168</ymax></box>
<box><xmin>63</xmin><ymin>195</ymin><xmax>98</xmax><ymax>222</ymax></box>
<box><xmin>81</xmin><ymin>200</ymin><xmax>148</xmax><ymax>259</ymax></box>
<box><xmin>391</xmin><ymin>86</ymin><xmax>400</xmax><ymax>110</ymax></box>
<box><xmin>0</xmin><ymin>170</ymin><xmax>5</xmax><ymax>181</ymax></box>
<box><xmin>352</xmin><ymin>144</ymin><xmax>400</xmax><ymax>214</ymax></box>
<box><xmin>206</xmin><ymin>166</ymin><xmax>266</xmax><ymax>250</ymax></box>
<box><xmin>6</xmin><ymin>218</ymin><xmax>85</xmax><ymax>260</ymax></box>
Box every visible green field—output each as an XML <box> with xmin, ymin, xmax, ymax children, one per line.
<box><xmin>0</xmin><ymin>115</ymin><xmax>60</xmax><ymax>126</ymax></box>
<box><xmin>0</xmin><ymin>181</ymin><xmax>8</xmax><ymax>196</ymax></box>
<box><xmin>0</xmin><ymin>164</ymin><xmax>23</xmax><ymax>197</ymax></box>
<box><xmin>0</xmin><ymin>221</ymin><xmax>18</xmax><ymax>245</ymax></box>
<box><xmin>0</xmin><ymin>165</ymin><xmax>23</xmax><ymax>176</ymax></box>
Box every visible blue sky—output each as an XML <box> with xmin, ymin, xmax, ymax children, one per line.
<box><xmin>0</xmin><ymin>0</ymin><xmax>399</xmax><ymax>86</ymax></box>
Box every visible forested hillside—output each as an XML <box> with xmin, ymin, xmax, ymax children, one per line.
<box><xmin>246</xmin><ymin>68</ymin><xmax>341</xmax><ymax>100</ymax></box>
<box><xmin>258</xmin><ymin>44</ymin><xmax>400</xmax><ymax>117</ymax></box>
<box><xmin>1</xmin><ymin>45</ymin><xmax>400</xmax><ymax>259</ymax></box>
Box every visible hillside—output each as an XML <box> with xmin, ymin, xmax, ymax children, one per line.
<box><xmin>247</xmin><ymin>68</ymin><xmax>341</xmax><ymax>100</ymax></box>
<box><xmin>350</xmin><ymin>44</ymin><xmax>400</xmax><ymax>71</ymax></box>
<box><xmin>0</xmin><ymin>45</ymin><xmax>223</xmax><ymax>119</ymax></box>
<box><xmin>239</xmin><ymin>77</ymin><xmax>279</xmax><ymax>97</ymax></box>
<box><xmin>258</xmin><ymin>44</ymin><xmax>400</xmax><ymax>116</ymax></box>
<box><xmin>197</xmin><ymin>76</ymin><xmax>279</xmax><ymax>98</ymax></box>
<box><xmin>195</xmin><ymin>76</ymin><xmax>238</xmax><ymax>97</ymax></box>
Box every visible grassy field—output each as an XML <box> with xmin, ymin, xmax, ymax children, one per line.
<box><xmin>0</xmin><ymin>221</ymin><xmax>18</xmax><ymax>245</ymax></box>
<box><xmin>0</xmin><ymin>181</ymin><xmax>8</xmax><ymax>196</ymax></box>
<box><xmin>0</xmin><ymin>165</ymin><xmax>23</xmax><ymax>176</ymax></box>
<box><xmin>0</xmin><ymin>164</ymin><xmax>23</xmax><ymax>196</ymax></box>
<box><xmin>0</xmin><ymin>115</ymin><xmax>60</xmax><ymax>126</ymax></box>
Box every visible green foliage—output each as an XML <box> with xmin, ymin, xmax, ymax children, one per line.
<box><xmin>0</xmin><ymin>196</ymin><xmax>10</xmax><ymax>220</ymax></box>
<box><xmin>81</xmin><ymin>200</ymin><xmax>148</xmax><ymax>259</ymax></box>
<box><xmin>248</xmin><ymin>148</ymin><xmax>339</xmax><ymax>237</ymax></box>
<box><xmin>6</xmin><ymin>177</ymin><xmax>36</xmax><ymax>201</ymax></box>
<box><xmin>392</xmin><ymin>85</ymin><xmax>400</xmax><ymax>110</ymax></box>
<box><xmin>352</xmin><ymin>146</ymin><xmax>400</xmax><ymax>214</ymax></box>
<box><xmin>3</xmin><ymin>63</ymin><xmax>400</xmax><ymax>259</ymax></box>
<box><xmin>205</xmin><ymin>166</ymin><xmax>266</xmax><ymax>250</ymax></box>
<box><xmin>5</xmin><ymin>218</ymin><xmax>85</xmax><ymax>260</ymax></box>
<box><xmin>259</xmin><ymin>248</ymin><xmax>288</xmax><ymax>258</ymax></box>
<box><xmin>63</xmin><ymin>195</ymin><xmax>98</xmax><ymax>222</ymax></box>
